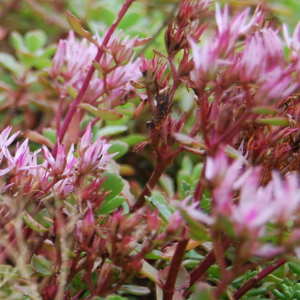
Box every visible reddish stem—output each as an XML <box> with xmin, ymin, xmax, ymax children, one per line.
<box><xmin>163</xmin><ymin>237</ymin><xmax>189</xmax><ymax>300</ymax></box>
<box><xmin>233</xmin><ymin>258</ymin><xmax>286</xmax><ymax>300</ymax></box>
<box><xmin>131</xmin><ymin>157</ymin><xmax>168</xmax><ymax>211</ymax></box>
<box><xmin>52</xmin><ymin>0</ymin><xmax>137</xmax><ymax>157</ymax></box>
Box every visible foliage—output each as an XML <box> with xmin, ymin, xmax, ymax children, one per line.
<box><xmin>1</xmin><ymin>0</ymin><xmax>300</xmax><ymax>299</ymax></box>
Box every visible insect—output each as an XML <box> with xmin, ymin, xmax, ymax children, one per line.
<box><xmin>153</xmin><ymin>86</ymin><xmax>172</xmax><ymax>128</ymax></box>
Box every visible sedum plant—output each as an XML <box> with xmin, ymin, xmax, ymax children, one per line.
<box><xmin>2</xmin><ymin>0</ymin><xmax>300</xmax><ymax>299</ymax></box>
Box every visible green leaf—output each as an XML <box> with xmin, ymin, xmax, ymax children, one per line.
<box><xmin>181</xmin><ymin>155</ymin><xmax>193</xmax><ymax>173</ymax></box>
<box><xmin>0</xmin><ymin>265</ymin><xmax>19</xmax><ymax>278</ymax></box>
<box><xmin>288</xmin><ymin>262</ymin><xmax>300</xmax><ymax>275</ymax></box>
<box><xmin>108</xmin><ymin>141</ymin><xmax>128</xmax><ymax>159</ymax></box>
<box><xmin>100</xmin><ymin>172</ymin><xmax>124</xmax><ymax>201</ymax></box>
<box><xmin>10</xmin><ymin>31</ymin><xmax>25</xmax><ymax>51</ymax></box>
<box><xmin>207</xmin><ymin>264</ymin><xmax>220</xmax><ymax>279</ymax></box>
<box><xmin>34</xmin><ymin>209</ymin><xmax>52</xmax><ymax>229</ymax></box>
<box><xmin>140</xmin><ymin>260</ymin><xmax>160</xmax><ymax>284</ymax></box>
<box><xmin>24</xmin><ymin>30</ymin><xmax>47</xmax><ymax>52</ymax></box>
<box><xmin>120</xmin><ymin>285</ymin><xmax>150</xmax><ymax>296</ymax></box>
<box><xmin>42</xmin><ymin>128</ymin><xmax>57</xmax><ymax>144</ymax></box>
<box><xmin>179</xmin><ymin>208</ymin><xmax>209</xmax><ymax>241</ymax></box>
<box><xmin>119</xmin><ymin>134</ymin><xmax>146</xmax><ymax>146</ymax></box>
<box><xmin>181</xmin><ymin>180</ymin><xmax>192</xmax><ymax>199</ymax></box>
<box><xmin>106</xmin><ymin>296</ymin><xmax>128</xmax><ymax>300</ymax></box>
<box><xmin>118</xmin><ymin>12</ymin><xmax>141</xmax><ymax>29</ymax></box>
<box><xmin>80</xmin><ymin>104</ymin><xmax>124</xmax><ymax>121</ymax></box>
<box><xmin>251</xmin><ymin>106</ymin><xmax>278</xmax><ymax>115</ymax></box>
<box><xmin>189</xmin><ymin>283</ymin><xmax>215</xmax><ymax>300</ymax></box>
<box><xmin>99</xmin><ymin>196</ymin><xmax>126</xmax><ymax>214</ymax></box>
<box><xmin>255</xmin><ymin>118</ymin><xmax>290</xmax><ymax>127</ymax></box>
<box><xmin>135</xmin><ymin>244</ymin><xmax>163</xmax><ymax>260</ymax></box>
<box><xmin>192</xmin><ymin>163</ymin><xmax>203</xmax><ymax>181</ymax></box>
<box><xmin>200</xmin><ymin>195</ymin><xmax>211</xmax><ymax>214</ymax></box>
<box><xmin>31</xmin><ymin>254</ymin><xmax>53</xmax><ymax>276</ymax></box>
<box><xmin>97</xmin><ymin>8</ymin><xmax>116</xmax><ymax>25</ymax></box>
<box><xmin>66</xmin><ymin>11</ymin><xmax>99</xmax><ymax>47</ymax></box>
<box><xmin>177</xmin><ymin>170</ymin><xmax>193</xmax><ymax>191</ymax></box>
<box><xmin>183</xmin><ymin>259</ymin><xmax>199</xmax><ymax>269</ymax></box>
<box><xmin>66</xmin><ymin>84</ymin><xmax>78</xmax><ymax>98</ymax></box>
<box><xmin>22</xmin><ymin>211</ymin><xmax>48</xmax><ymax>233</ymax></box>
<box><xmin>245</xmin><ymin>287</ymin><xmax>268</xmax><ymax>297</ymax></box>
<box><xmin>0</xmin><ymin>53</ymin><xmax>24</xmax><ymax>74</ymax></box>
<box><xmin>145</xmin><ymin>191</ymin><xmax>173</xmax><ymax>222</ymax></box>
<box><xmin>96</xmin><ymin>125</ymin><xmax>128</xmax><ymax>136</ymax></box>
<box><xmin>159</xmin><ymin>174</ymin><xmax>174</xmax><ymax>197</ymax></box>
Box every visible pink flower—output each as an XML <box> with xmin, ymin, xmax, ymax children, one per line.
<box><xmin>42</xmin><ymin>142</ymin><xmax>76</xmax><ymax>176</ymax></box>
<box><xmin>189</xmin><ymin>37</ymin><xmax>224</xmax><ymax>83</ymax></box>
<box><xmin>0</xmin><ymin>126</ymin><xmax>20</xmax><ymax>149</ymax></box>
<box><xmin>238</xmin><ymin>28</ymin><xmax>285</xmax><ymax>83</ymax></box>
<box><xmin>77</xmin><ymin>123</ymin><xmax>116</xmax><ymax>175</ymax></box>
<box><xmin>271</xmin><ymin>172</ymin><xmax>300</xmax><ymax>224</ymax></box>
<box><xmin>75</xmin><ymin>201</ymin><xmax>95</xmax><ymax>243</ymax></box>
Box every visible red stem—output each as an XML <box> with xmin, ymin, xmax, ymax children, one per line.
<box><xmin>131</xmin><ymin>157</ymin><xmax>168</xmax><ymax>211</ymax></box>
<box><xmin>163</xmin><ymin>237</ymin><xmax>189</xmax><ymax>300</ymax></box>
<box><xmin>233</xmin><ymin>258</ymin><xmax>286</xmax><ymax>300</ymax></box>
<box><xmin>52</xmin><ymin>0</ymin><xmax>137</xmax><ymax>156</ymax></box>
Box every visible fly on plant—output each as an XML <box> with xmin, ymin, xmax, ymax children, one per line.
<box><xmin>154</xmin><ymin>86</ymin><xmax>172</xmax><ymax>128</ymax></box>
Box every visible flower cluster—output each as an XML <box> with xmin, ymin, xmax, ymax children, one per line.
<box><xmin>0</xmin><ymin>124</ymin><xmax>114</xmax><ymax>199</ymax></box>
<box><xmin>181</xmin><ymin>149</ymin><xmax>300</xmax><ymax>258</ymax></box>
<box><xmin>50</xmin><ymin>30</ymin><xmax>142</xmax><ymax>106</ymax></box>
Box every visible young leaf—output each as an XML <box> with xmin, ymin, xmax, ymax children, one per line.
<box><xmin>108</xmin><ymin>141</ymin><xmax>128</xmax><ymax>159</ymax></box>
<box><xmin>66</xmin><ymin>11</ymin><xmax>99</xmax><ymax>47</ymax></box>
<box><xmin>0</xmin><ymin>53</ymin><xmax>24</xmax><ymax>74</ymax></box>
<box><xmin>120</xmin><ymin>285</ymin><xmax>150</xmax><ymax>296</ymax></box>
<box><xmin>80</xmin><ymin>104</ymin><xmax>124</xmax><ymax>121</ymax></box>
<box><xmin>21</xmin><ymin>211</ymin><xmax>48</xmax><ymax>233</ymax></box>
<box><xmin>99</xmin><ymin>196</ymin><xmax>126</xmax><ymax>214</ymax></box>
<box><xmin>96</xmin><ymin>125</ymin><xmax>128</xmax><ymax>136</ymax></box>
<box><xmin>0</xmin><ymin>265</ymin><xmax>19</xmax><ymax>279</ymax></box>
<box><xmin>254</xmin><ymin>118</ymin><xmax>290</xmax><ymax>127</ymax></box>
<box><xmin>251</xmin><ymin>106</ymin><xmax>278</xmax><ymax>115</ymax></box>
<box><xmin>100</xmin><ymin>172</ymin><xmax>124</xmax><ymax>201</ymax></box>
<box><xmin>24</xmin><ymin>30</ymin><xmax>47</xmax><ymax>52</ymax></box>
<box><xmin>31</xmin><ymin>255</ymin><xmax>53</xmax><ymax>276</ymax></box>
<box><xmin>145</xmin><ymin>192</ymin><xmax>173</xmax><ymax>222</ymax></box>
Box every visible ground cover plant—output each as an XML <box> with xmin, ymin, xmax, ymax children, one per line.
<box><xmin>2</xmin><ymin>0</ymin><xmax>300</xmax><ymax>299</ymax></box>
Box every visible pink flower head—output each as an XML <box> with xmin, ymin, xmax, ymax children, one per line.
<box><xmin>283</xmin><ymin>22</ymin><xmax>300</xmax><ymax>56</ymax></box>
<box><xmin>42</xmin><ymin>142</ymin><xmax>66</xmax><ymax>176</ymax></box>
<box><xmin>42</xmin><ymin>142</ymin><xmax>76</xmax><ymax>176</ymax></box>
<box><xmin>189</xmin><ymin>37</ymin><xmax>224</xmax><ymax>84</ymax></box>
<box><xmin>0</xmin><ymin>126</ymin><xmax>20</xmax><ymax>149</ymax></box>
<box><xmin>271</xmin><ymin>172</ymin><xmax>300</xmax><ymax>224</ymax></box>
<box><xmin>238</xmin><ymin>28</ymin><xmax>285</xmax><ymax>83</ymax></box>
<box><xmin>77</xmin><ymin>123</ymin><xmax>116</xmax><ymax>175</ymax></box>
<box><xmin>139</xmin><ymin>53</ymin><xmax>167</xmax><ymax>85</ymax></box>
<box><xmin>215</xmin><ymin>3</ymin><xmax>262</xmax><ymax>57</ymax></box>
<box><xmin>75</xmin><ymin>202</ymin><xmax>95</xmax><ymax>243</ymax></box>
<box><xmin>50</xmin><ymin>40</ymin><xmax>66</xmax><ymax>77</ymax></box>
